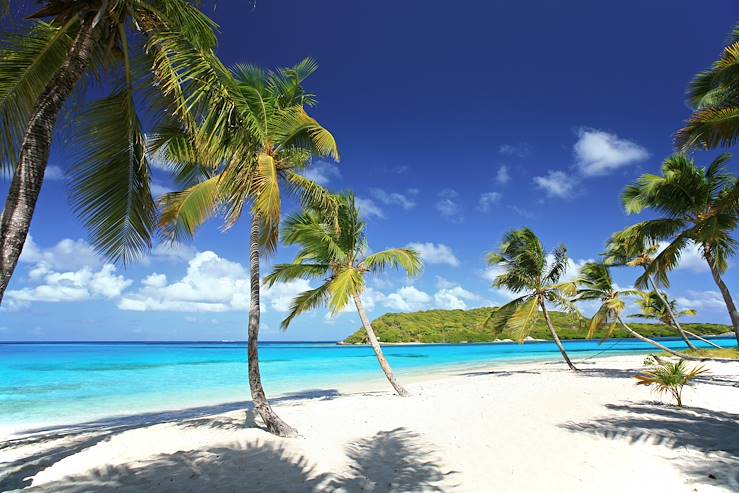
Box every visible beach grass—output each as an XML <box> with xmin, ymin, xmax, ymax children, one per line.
<box><xmin>662</xmin><ymin>348</ymin><xmax>739</xmax><ymax>360</ymax></box>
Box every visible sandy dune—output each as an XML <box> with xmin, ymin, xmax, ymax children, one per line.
<box><xmin>1</xmin><ymin>354</ymin><xmax>738</xmax><ymax>492</ymax></box>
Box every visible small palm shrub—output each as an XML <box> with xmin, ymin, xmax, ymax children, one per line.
<box><xmin>635</xmin><ymin>355</ymin><xmax>709</xmax><ymax>407</ymax></box>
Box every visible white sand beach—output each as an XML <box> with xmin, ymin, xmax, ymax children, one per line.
<box><xmin>2</xmin><ymin>354</ymin><xmax>738</xmax><ymax>493</ymax></box>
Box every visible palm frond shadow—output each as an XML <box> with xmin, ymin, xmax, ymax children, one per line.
<box><xmin>559</xmin><ymin>401</ymin><xmax>739</xmax><ymax>490</ymax></box>
<box><xmin>19</xmin><ymin>427</ymin><xmax>456</xmax><ymax>493</ymax></box>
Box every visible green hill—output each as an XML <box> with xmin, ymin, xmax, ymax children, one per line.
<box><xmin>342</xmin><ymin>307</ymin><xmax>731</xmax><ymax>344</ymax></box>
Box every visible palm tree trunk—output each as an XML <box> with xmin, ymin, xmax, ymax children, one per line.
<box><xmin>616</xmin><ymin>316</ymin><xmax>700</xmax><ymax>360</ymax></box>
<box><xmin>248</xmin><ymin>219</ymin><xmax>297</xmax><ymax>437</ymax></box>
<box><xmin>704</xmin><ymin>248</ymin><xmax>739</xmax><ymax>347</ymax></box>
<box><xmin>0</xmin><ymin>19</ymin><xmax>98</xmax><ymax>305</ymax></box>
<box><xmin>645</xmin><ymin>271</ymin><xmax>697</xmax><ymax>350</ymax></box>
<box><xmin>539</xmin><ymin>301</ymin><xmax>577</xmax><ymax>371</ymax></box>
<box><xmin>681</xmin><ymin>329</ymin><xmax>721</xmax><ymax>349</ymax></box>
<box><xmin>353</xmin><ymin>294</ymin><xmax>410</xmax><ymax>396</ymax></box>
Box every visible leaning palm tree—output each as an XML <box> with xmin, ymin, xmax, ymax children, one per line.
<box><xmin>630</xmin><ymin>291</ymin><xmax>720</xmax><ymax>349</ymax></box>
<box><xmin>575</xmin><ymin>262</ymin><xmax>700</xmax><ymax>360</ymax></box>
<box><xmin>482</xmin><ymin>228</ymin><xmax>579</xmax><ymax>370</ymax></box>
<box><xmin>158</xmin><ymin>59</ymin><xmax>339</xmax><ymax>436</ymax></box>
<box><xmin>0</xmin><ymin>1</ymin><xmax>224</xmax><ymax>304</ymax></box>
<box><xmin>675</xmin><ymin>23</ymin><xmax>739</xmax><ymax>150</ymax></box>
<box><xmin>604</xmin><ymin>231</ymin><xmax>697</xmax><ymax>349</ymax></box>
<box><xmin>264</xmin><ymin>194</ymin><xmax>422</xmax><ymax>397</ymax></box>
<box><xmin>622</xmin><ymin>153</ymin><xmax>739</xmax><ymax>346</ymax></box>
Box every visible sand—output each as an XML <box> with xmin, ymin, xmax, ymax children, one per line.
<box><xmin>1</xmin><ymin>354</ymin><xmax>738</xmax><ymax>492</ymax></box>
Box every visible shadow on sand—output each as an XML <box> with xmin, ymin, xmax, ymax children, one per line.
<box><xmin>560</xmin><ymin>401</ymin><xmax>739</xmax><ymax>491</ymax></box>
<box><xmin>18</xmin><ymin>428</ymin><xmax>456</xmax><ymax>493</ymax></box>
<box><xmin>0</xmin><ymin>389</ymin><xmax>341</xmax><ymax>491</ymax></box>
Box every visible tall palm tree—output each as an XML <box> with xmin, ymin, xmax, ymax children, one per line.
<box><xmin>575</xmin><ymin>262</ymin><xmax>699</xmax><ymax>359</ymax></box>
<box><xmin>0</xmin><ymin>0</ymin><xmax>223</xmax><ymax>304</ymax></box>
<box><xmin>264</xmin><ymin>194</ymin><xmax>422</xmax><ymax>397</ymax></box>
<box><xmin>675</xmin><ymin>23</ymin><xmax>739</xmax><ymax>150</ymax></box>
<box><xmin>158</xmin><ymin>59</ymin><xmax>339</xmax><ymax>437</ymax></box>
<box><xmin>482</xmin><ymin>228</ymin><xmax>579</xmax><ymax>370</ymax></box>
<box><xmin>604</xmin><ymin>231</ymin><xmax>697</xmax><ymax>349</ymax></box>
<box><xmin>622</xmin><ymin>153</ymin><xmax>739</xmax><ymax>346</ymax></box>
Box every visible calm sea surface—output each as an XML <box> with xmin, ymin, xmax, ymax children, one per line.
<box><xmin>1</xmin><ymin>338</ymin><xmax>735</xmax><ymax>432</ymax></box>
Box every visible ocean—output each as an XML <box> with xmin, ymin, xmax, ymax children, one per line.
<box><xmin>1</xmin><ymin>337</ymin><xmax>735</xmax><ymax>433</ymax></box>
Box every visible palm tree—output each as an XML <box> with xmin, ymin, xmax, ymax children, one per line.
<box><xmin>264</xmin><ymin>194</ymin><xmax>422</xmax><ymax>397</ymax></box>
<box><xmin>622</xmin><ymin>153</ymin><xmax>739</xmax><ymax>346</ymax></box>
<box><xmin>675</xmin><ymin>23</ymin><xmax>739</xmax><ymax>150</ymax></box>
<box><xmin>575</xmin><ymin>262</ymin><xmax>699</xmax><ymax>359</ymax></box>
<box><xmin>635</xmin><ymin>355</ymin><xmax>709</xmax><ymax>407</ymax></box>
<box><xmin>630</xmin><ymin>291</ymin><xmax>721</xmax><ymax>349</ymax></box>
<box><xmin>0</xmin><ymin>1</ymin><xmax>223</xmax><ymax>304</ymax></box>
<box><xmin>604</xmin><ymin>231</ymin><xmax>697</xmax><ymax>349</ymax></box>
<box><xmin>157</xmin><ymin>59</ymin><xmax>339</xmax><ymax>437</ymax></box>
<box><xmin>482</xmin><ymin>228</ymin><xmax>579</xmax><ymax>370</ymax></box>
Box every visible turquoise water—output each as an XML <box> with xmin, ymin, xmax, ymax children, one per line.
<box><xmin>1</xmin><ymin>337</ymin><xmax>735</xmax><ymax>432</ymax></box>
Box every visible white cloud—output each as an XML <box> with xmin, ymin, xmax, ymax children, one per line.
<box><xmin>676</xmin><ymin>290</ymin><xmax>728</xmax><ymax>312</ymax></box>
<box><xmin>370</xmin><ymin>188</ymin><xmax>416</xmax><ymax>209</ymax></box>
<box><xmin>20</xmin><ymin>235</ymin><xmax>101</xmax><ymax>272</ymax></box>
<box><xmin>119</xmin><ymin>250</ymin><xmax>311</xmax><ymax>313</ymax></box>
<box><xmin>407</xmin><ymin>242</ymin><xmax>460</xmax><ymax>267</ymax></box>
<box><xmin>533</xmin><ymin>170</ymin><xmax>577</xmax><ymax>199</ymax></box>
<box><xmin>478</xmin><ymin>192</ymin><xmax>503</xmax><ymax>212</ymax></box>
<box><xmin>573</xmin><ymin>128</ymin><xmax>649</xmax><ymax>176</ymax></box>
<box><xmin>544</xmin><ymin>254</ymin><xmax>592</xmax><ymax>282</ymax></box>
<box><xmin>301</xmin><ymin>160</ymin><xmax>341</xmax><ymax>186</ymax></box>
<box><xmin>384</xmin><ymin>286</ymin><xmax>431</xmax><ymax>312</ymax></box>
<box><xmin>355</xmin><ymin>197</ymin><xmax>384</xmax><ymax>219</ymax></box>
<box><xmin>496</xmin><ymin>165</ymin><xmax>511</xmax><ymax>184</ymax></box>
<box><xmin>45</xmin><ymin>165</ymin><xmax>65</xmax><ymax>180</ymax></box>
<box><xmin>434</xmin><ymin>286</ymin><xmax>480</xmax><ymax>310</ymax></box>
<box><xmin>436</xmin><ymin>189</ymin><xmax>462</xmax><ymax>221</ymax></box>
<box><xmin>499</xmin><ymin>143</ymin><xmax>530</xmax><ymax>157</ymax></box>
<box><xmin>6</xmin><ymin>264</ymin><xmax>131</xmax><ymax>307</ymax></box>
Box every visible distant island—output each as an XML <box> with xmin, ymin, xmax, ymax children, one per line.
<box><xmin>341</xmin><ymin>307</ymin><xmax>732</xmax><ymax>344</ymax></box>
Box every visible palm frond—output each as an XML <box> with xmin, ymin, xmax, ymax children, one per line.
<box><xmin>263</xmin><ymin>263</ymin><xmax>330</xmax><ymax>287</ymax></box>
<box><xmin>327</xmin><ymin>268</ymin><xmax>365</xmax><ymax>315</ymax></box>
<box><xmin>280</xmin><ymin>281</ymin><xmax>332</xmax><ymax>329</ymax></box>
<box><xmin>158</xmin><ymin>174</ymin><xmax>222</xmax><ymax>241</ymax></box>
<box><xmin>362</xmin><ymin>248</ymin><xmax>423</xmax><ymax>277</ymax></box>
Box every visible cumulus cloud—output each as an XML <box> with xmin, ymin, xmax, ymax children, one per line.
<box><xmin>370</xmin><ymin>188</ymin><xmax>417</xmax><ymax>210</ymax></box>
<box><xmin>436</xmin><ymin>189</ymin><xmax>462</xmax><ymax>221</ymax></box>
<box><xmin>21</xmin><ymin>235</ymin><xmax>101</xmax><ymax>272</ymax></box>
<box><xmin>407</xmin><ymin>242</ymin><xmax>460</xmax><ymax>267</ymax></box>
<box><xmin>118</xmin><ymin>250</ymin><xmax>311</xmax><ymax>313</ymax></box>
<box><xmin>434</xmin><ymin>285</ymin><xmax>480</xmax><ymax>310</ymax></box>
<box><xmin>384</xmin><ymin>286</ymin><xmax>432</xmax><ymax>312</ymax></box>
<box><xmin>301</xmin><ymin>160</ymin><xmax>341</xmax><ymax>185</ymax></box>
<box><xmin>355</xmin><ymin>197</ymin><xmax>384</xmax><ymax>219</ymax></box>
<box><xmin>478</xmin><ymin>192</ymin><xmax>503</xmax><ymax>212</ymax></box>
<box><xmin>573</xmin><ymin>128</ymin><xmax>649</xmax><ymax>176</ymax></box>
<box><xmin>496</xmin><ymin>165</ymin><xmax>511</xmax><ymax>184</ymax></box>
<box><xmin>148</xmin><ymin>242</ymin><xmax>198</xmax><ymax>264</ymax></box>
<box><xmin>6</xmin><ymin>264</ymin><xmax>131</xmax><ymax>309</ymax></box>
<box><xmin>533</xmin><ymin>170</ymin><xmax>578</xmax><ymax>199</ymax></box>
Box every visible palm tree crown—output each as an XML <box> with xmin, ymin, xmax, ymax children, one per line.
<box><xmin>676</xmin><ymin>23</ymin><xmax>739</xmax><ymax>150</ymax></box>
<box><xmin>264</xmin><ymin>194</ymin><xmax>422</xmax><ymax>328</ymax></box>
<box><xmin>632</xmin><ymin>291</ymin><xmax>697</xmax><ymax>326</ymax></box>
<box><xmin>575</xmin><ymin>262</ymin><xmax>640</xmax><ymax>340</ymax></box>
<box><xmin>157</xmin><ymin>58</ymin><xmax>339</xmax><ymax>246</ymax></box>
<box><xmin>483</xmin><ymin>228</ymin><xmax>578</xmax><ymax>340</ymax></box>
<box><xmin>621</xmin><ymin>153</ymin><xmax>738</xmax><ymax>287</ymax></box>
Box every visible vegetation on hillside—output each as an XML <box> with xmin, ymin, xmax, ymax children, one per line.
<box><xmin>342</xmin><ymin>307</ymin><xmax>731</xmax><ymax>344</ymax></box>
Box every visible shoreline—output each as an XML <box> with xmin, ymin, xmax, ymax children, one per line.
<box><xmin>2</xmin><ymin>340</ymin><xmax>736</xmax><ymax>439</ymax></box>
<box><xmin>2</xmin><ymin>353</ymin><xmax>737</xmax><ymax>492</ymax></box>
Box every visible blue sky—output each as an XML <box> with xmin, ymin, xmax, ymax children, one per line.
<box><xmin>2</xmin><ymin>0</ymin><xmax>738</xmax><ymax>341</ymax></box>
